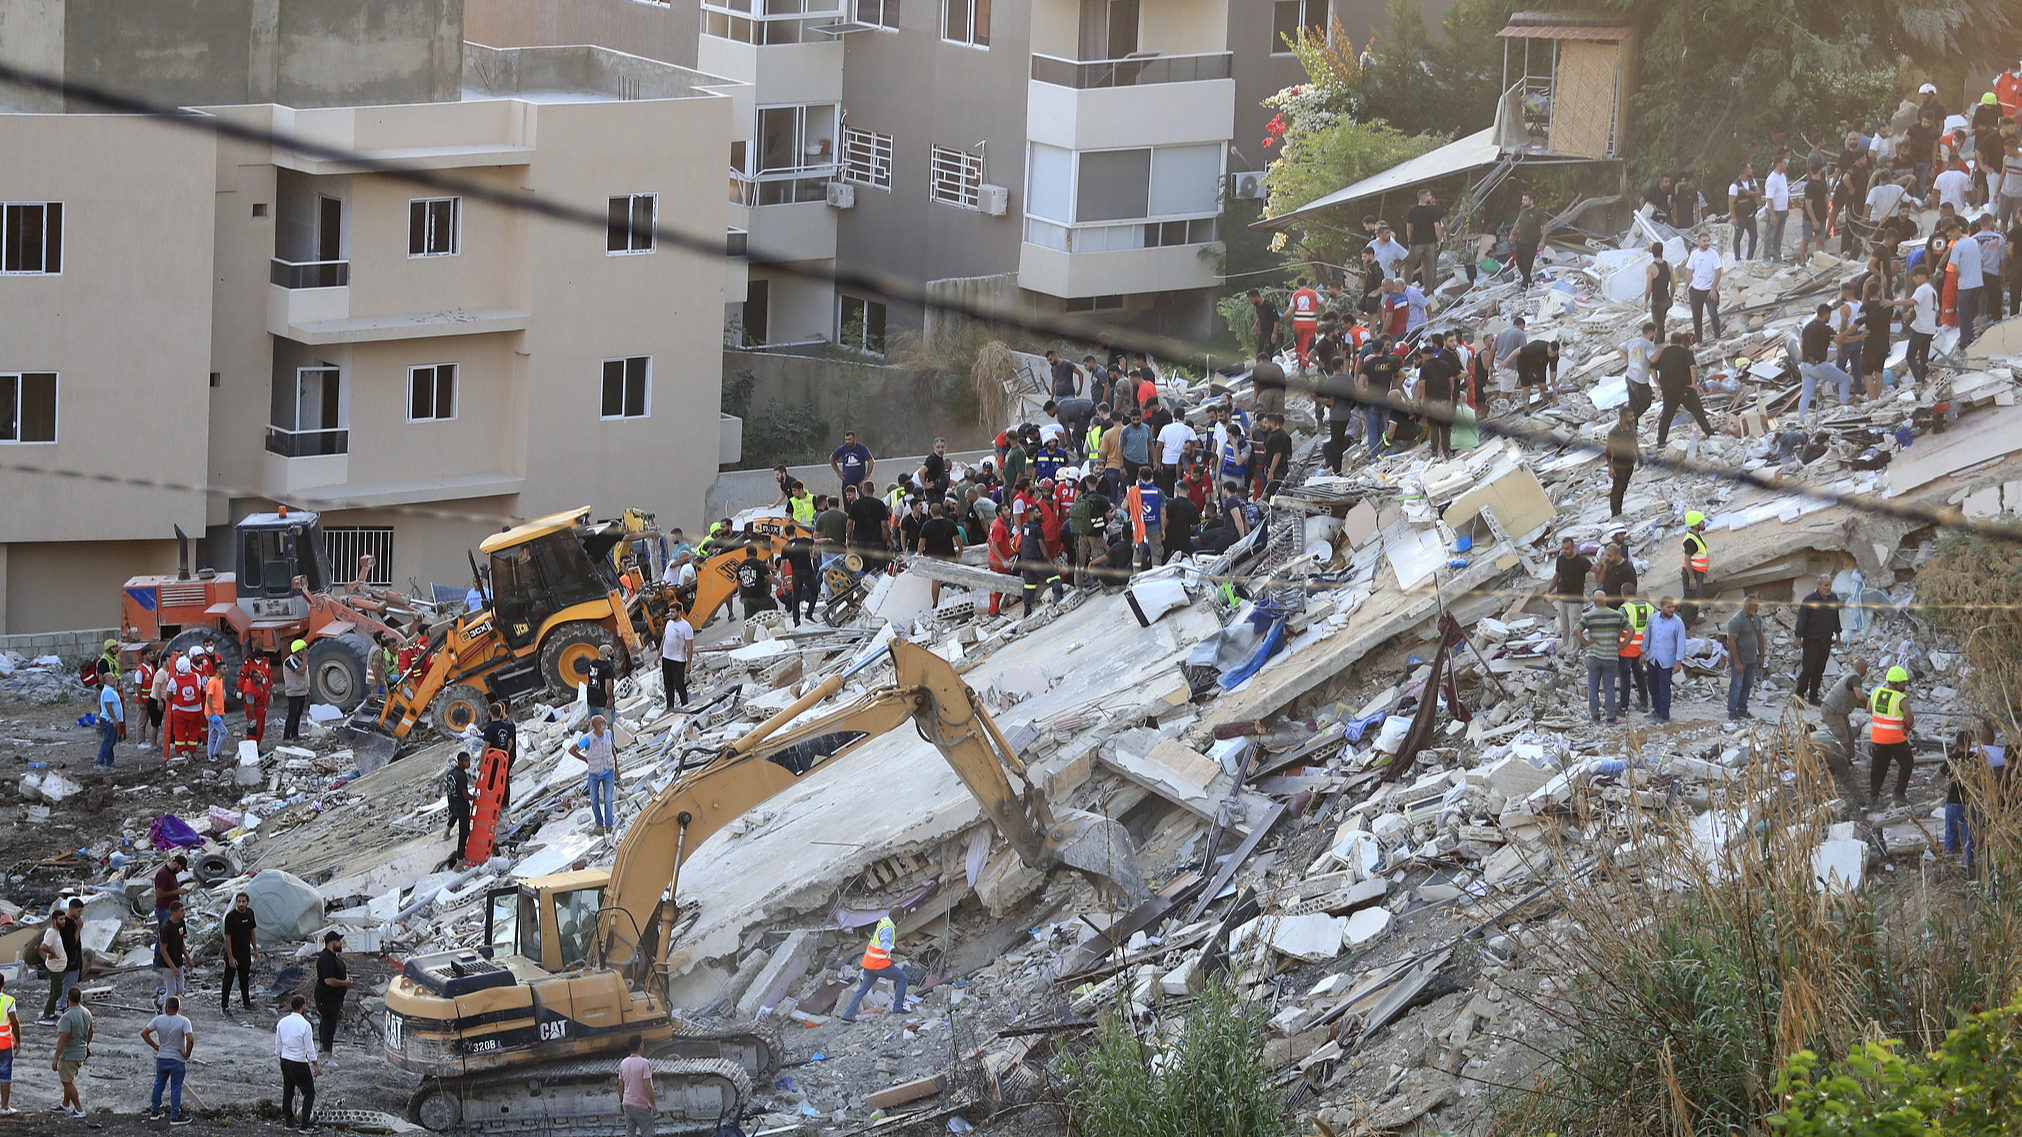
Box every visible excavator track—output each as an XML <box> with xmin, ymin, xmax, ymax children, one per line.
<box><xmin>406</xmin><ymin>1056</ymin><xmax>749</xmax><ymax>1136</ymax></box>
<box><xmin>662</xmin><ymin>1017</ymin><xmax>786</xmax><ymax>1085</ymax></box>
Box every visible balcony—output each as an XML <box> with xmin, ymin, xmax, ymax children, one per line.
<box><xmin>265</xmin><ymin>425</ymin><xmax>347</xmax><ymax>458</ymax></box>
<box><xmin>1027</xmin><ymin>53</ymin><xmax>1234</xmax><ymax>151</ymax></box>
<box><xmin>1018</xmin><ymin>226</ymin><xmax>1222</xmax><ymax>298</ymax></box>
<box><xmin>271</xmin><ymin>257</ymin><xmax>350</xmax><ymax>289</ymax></box>
<box><xmin>262</xmin><ymin>427</ymin><xmax>349</xmax><ymax>498</ymax></box>
<box><xmin>1030</xmin><ymin>51</ymin><xmax>1232</xmax><ymax>88</ymax></box>
<box><xmin>730</xmin><ymin>176</ymin><xmax>837</xmax><ymax>262</ymax></box>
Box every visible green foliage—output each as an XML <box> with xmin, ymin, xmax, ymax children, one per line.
<box><xmin>1262</xmin><ymin>115</ymin><xmax>1441</xmax><ymax>270</ymax></box>
<box><xmin>1768</xmin><ymin>994</ymin><xmax>2022</xmax><ymax>1134</ymax></box>
<box><xmin>721</xmin><ymin>368</ymin><xmax>757</xmax><ymax>419</ymax></box>
<box><xmin>740</xmin><ymin>399</ymin><xmax>830</xmax><ymax>469</ymax></box>
<box><xmin>1352</xmin><ymin>0</ymin><xmax>1525</xmax><ymax>138</ymax></box>
<box><xmin>1062</xmin><ymin>978</ymin><xmax>1292</xmax><ymax>1137</ymax></box>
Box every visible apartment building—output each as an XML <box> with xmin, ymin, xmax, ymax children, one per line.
<box><xmin>468</xmin><ymin>0</ymin><xmax>1427</xmax><ymax>354</ymax></box>
<box><xmin>0</xmin><ymin>1</ymin><xmax>738</xmax><ymax>633</ymax></box>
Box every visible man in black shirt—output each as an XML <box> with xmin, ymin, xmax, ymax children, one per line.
<box><xmin>917</xmin><ymin>503</ymin><xmax>963</xmax><ymax>606</ymax></box>
<box><xmin>1044</xmin><ymin>350</ymin><xmax>1080</xmax><ymax>399</ymax></box>
<box><xmin>734</xmin><ymin>545</ymin><xmax>773</xmax><ymax>620</ymax></box>
<box><xmin>445</xmin><ymin>750</ymin><xmax>474</xmax><ymax>860</ymax></box>
<box><xmin>1552</xmin><ymin>537</ymin><xmax>1592</xmax><ymax>649</ymax></box>
<box><xmin>155</xmin><ymin>899</ymin><xmax>188</xmax><ymax>1011</ymax></box>
<box><xmin>482</xmin><ymin>700</ymin><xmax>516</xmax><ymax>813</ymax></box>
<box><xmin>918</xmin><ymin>440</ymin><xmax>951</xmax><ymax>504</ymax></box>
<box><xmin>899</xmin><ymin>497</ymin><xmax>928</xmax><ymax>555</ymax></box>
<box><xmin>1501</xmin><ymin>339</ymin><xmax>1560</xmax><ymax>410</ymax></box>
<box><xmin>1403</xmin><ymin>189</ymin><xmax>1447</xmax><ymax>288</ymax></box>
<box><xmin>1799</xmin><ymin>171</ymin><xmax>1831</xmax><ymax>264</ymax></box>
<box><xmin>1248</xmin><ymin>289</ymin><xmax>1281</xmax><ymax>359</ymax></box>
<box><xmin>1598</xmin><ymin>543</ymin><xmax>1637</xmax><ymax>601</ymax></box>
<box><xmin>1358</xmin><ymin>343</ymin><xmax>1400</xmax><ymax>456</ymax></box>
<box><xmin>844</xmin><ymin>483</ymin><xmax>892</xmax><ymax>569</ymax></box>
<box><xmin>583</xmin><ymin>646</ymin><xmax>616</xmax><ymax>721</ymax></box>
<box><xmin>221</xmin><ymin>891</ymin><xmax>257</xmax><ymax>1015</ymax></box>
<box><xmin>314</xmin><ymin>931</ymin><xmax>351</xmax><ymax>1060</ymax></box>
<box><xmin>1641</xmin><ymin>173</ymin><xmax>1675</xmax><ymax>221</ymax></box>
<box><xmin>1255</xmin><ymin>414</ymin><xmax>1294</xmax><ymax>497</ymax></box>
<box><xmin>783</xmin><ymin>533</ymin><xmax>817</xmax><ymax>626</ymax></box>
<box><xmin>1164</xmin><ymin>495</ymin><xmax>1201</xmax><ymax>560</ymax></box>
<box><xmin>1654</xmin><ymin>333</ymin><xmax>1715</xmax><ymax>447</ymax></box>
<box><xmin>1417</xmin><ymin>344</ymin><xmax>1458</xmax><ymax>459</ymax></box>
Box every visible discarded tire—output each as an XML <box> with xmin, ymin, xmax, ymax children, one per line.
<box><xmin>192</xmin><ymin>851</ymin><xmax>240</xmax><ymax>886</ymax></box>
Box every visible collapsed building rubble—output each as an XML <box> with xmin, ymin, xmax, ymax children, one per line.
<box><xmin>5</xmin><ymin>211</ymin><xmax>2022</xmax><ymax>1135</ymax></box>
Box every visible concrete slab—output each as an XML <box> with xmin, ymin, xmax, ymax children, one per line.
<box><xmin>1812</xmin><ymin>838</ymin><xmax>1865</xmax><ymax>893</ymax></box>
<box><xmin>1344</xmin><ymin>906</ymin><xmax>1392</xmax><ymax>946</ymax></box>
<box><xmin>1268</xmin><ymin>913</ymin><xmax>1347</xmax><ymax>962</ymax></box>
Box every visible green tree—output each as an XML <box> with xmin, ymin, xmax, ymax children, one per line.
<box><xmin>1768</xmin><ymin>993</ymin><xmax>2022</xmax><ymax>1134</ymax></box>
<box><xmin>1353</xmin><ymin>0</ymin><xmax>1526</xmax><ymax>138</ymax></box>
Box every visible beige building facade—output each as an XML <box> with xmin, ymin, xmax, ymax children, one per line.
<box><xmin>0</xmin><ymin>16</ymin><xmax>739</xmax><ymax>633</ymax></box>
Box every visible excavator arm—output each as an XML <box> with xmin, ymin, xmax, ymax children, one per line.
<box><xmin>594</xmin><ymin>638</ymin><xmax>1146</xmax><ymax>989</ymax></box>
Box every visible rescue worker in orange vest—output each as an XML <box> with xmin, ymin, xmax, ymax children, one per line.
<box><xmin>134</xmin><ymin>648</ymin><xmax>160</xmax><ymax>750</ymax></box>
<box><xmin>1289</xmin><ymin>277</ymin><xmax>1322</xmax><ymax>372</ymax></box>
<box><xmin>1680</xmin><ymin>511</ymin><xmax>1711</xmax><ymax>627</ymax></box>
<box><xmin>838</xmin><ymin>916</ymin><xmax>909</xmax><ymax>1024</ymax></box>
<box><xmin>165</xmin><ymin>655</ymin><xmax>205</xmax><ymax>760</ymax></box>
<box><xmin>1615</xmin><ymin>585</ymin><xmax>1653</xmax><ymax>715</ymax></box>
<box><xmin>237</xmin><ymin>653</ymin><xmax>274</xmax><ymax>746</ymax></box>
<box><xmin>1867</xmin><ymin>666</ymin><xmax>1916</xmax><ymax>807</ymax></box>
<box><xmin>203</xmin><ymin>665</ymin><xmax>228</xmax><ymax>761</ymax></box>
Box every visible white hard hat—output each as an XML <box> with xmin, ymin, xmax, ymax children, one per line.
<box><xmin>1919</xmin><ymin>83</ymin><xmax>1937</xmax><ymax>94</ymax></box>
<box><xmin>175</xmin><ymin>656</ymin><xmax>191</xmax><ymax>673</ymax></box>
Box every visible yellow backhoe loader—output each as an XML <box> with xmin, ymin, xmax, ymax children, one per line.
<box><xmin>382</xmin><ymin>638</ymin><xmax>1146</xmax><ymax>1133</ymax></box>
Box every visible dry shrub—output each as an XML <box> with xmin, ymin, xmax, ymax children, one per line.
<box><xmin>1486</xmin><ymin>711</ymin><xmax>2022</xmax><ymax>1136</ymax></box>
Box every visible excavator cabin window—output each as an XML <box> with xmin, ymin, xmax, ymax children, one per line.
<box><xmin>553</xmin><ymin>887</ymin><xmax>604</xmax><ymax>970</ymax></box>
<box><xmin>487</xmin><ymin>887</ymin><xmax>533</xmax><ymax>961</ymax></box>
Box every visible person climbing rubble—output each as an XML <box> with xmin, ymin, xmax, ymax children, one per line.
<box><xmin>1868</xmin><ymin>666</ymin><xmax>1917</xmax><ymax>808</ymax></box>
<box><xmin>838</xmin><ymin>916</ymin><xmax>909</xmax><ymax>1023</ymax></box>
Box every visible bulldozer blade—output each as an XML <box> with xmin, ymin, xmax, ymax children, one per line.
<box><xmin>1048</xmin><ymin>809</ymin><xmax>1150</xmax><ymax>907</ymax></box>
<box><xmin>335</xmin><ymin>716</ymin><xmax>401</xmax><ymax>773</ymax></box>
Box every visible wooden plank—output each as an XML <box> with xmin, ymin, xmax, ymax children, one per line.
<box><xmin>864</xmin><ymin>1075</ymin><xmax>947</xmax><ymax>1110</ymax></box>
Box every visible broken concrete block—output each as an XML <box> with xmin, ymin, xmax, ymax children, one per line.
<box><xmin>1269</xmin><ymin>914</ymin><xmax>1348</xmax><ymax>962</ymax></box>
<box><xmin>1370</xmin><ymin>812</ymin><xmax>1411</xmax><ymax>844</ymax></box>
<box><xmin>720</xmin><ymin>948</ymin><xmax>772</xmax><ymax>1014</ymax></box>
<box><xmin>1329</xmin><ymin>830</ymin><xmax>1381</xmax><ymax>880</ymax></box>
<box><xmin>244</xmin><ymin>869</ymin><xmax>326</xmax><ymax>941</ymax></box>
<box><xmin>1481</xmin><ymin>756</ymin><xmax>1553</xmax><ymax>798</ymax></box>
<box><xmin>1320</xmin><ymin>878</ymin><xmax>1389</xmax><ymax>915</ymax></box>
<box><xmin>1812</xmin><ymin>839</ymin><xmax>1865</xmax><ymax>893</ymax></box>
<box><xmin>1264</xmin><ymin>1026</ymin><xmax>1334</xmax><ymax>1068</ymax></box>
<box><xmin>1343</xmin><ymin>907</ymin><xmax>1392</xmax><ymax>947</ymax></box>
<box><xmin>738</xmin><ymin>929</ymin><xmax>816</xmax><ymax>1019</ymax></box>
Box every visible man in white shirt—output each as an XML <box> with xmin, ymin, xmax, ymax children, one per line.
<box><xmin>1623</xmin><ymin>321</ymin><xmax>1657</xmax><ymax>417</ymax></box>
<box><xmin>1685</xmin><ymin>231</ymin><xmax>1724</xmax><ymax>342</ymax></box>
<box><xmin>1864</xmin><ymin>176</ymin><xmax>1913</xmax><ymax>226</ymax></box>
<box><xmin>1764</xmin><ymin>157</ymin><xmax>1792</xmax><ymax>264</ymax></box>
<box><xmin>1369</xmin><ymin>225</ymin><xmax>1408</xmax><ymax>280</ymax></box>
<box><xmin>1907</xmin><ymin>263</ymin><xmax>1939</xmax><ymax>384</ymax></box>
<box><xmin>1154</xmin><ymin>418</ymin><xmax>1197</xmax><ymax>500</ymax></box>
<box><xmin>1951</xmin><ymin>220</ymin><xmax>1984</xmax><ymax>350</ymax></box>
<box><xmin>660</xmin><ymin>603</ymin><xmax>693</xmax><ymax>707</ymax></box>
<box><xmin>1932</xmin><ymin>163</ymin><xmax>1972</xmax><ymax>215</ymax></box>
<box><xmin>275</xmin><ymin>995</ymin><xmax>319</xmax><ymax>1131</ymax></box>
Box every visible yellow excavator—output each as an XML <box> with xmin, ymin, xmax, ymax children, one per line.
<box><xmin>382</xmin><ymin>638</ymin><xmax>1146</xmax><ymax>1133</ymax></box>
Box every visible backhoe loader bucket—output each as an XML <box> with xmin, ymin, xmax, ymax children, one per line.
<box><xmin>336</xmin><ymin>710</ymin><xmax>401</xmax><ymax>772</ymax></box>
<box><xmin>1047</xmin><ymin>808</ymin><xmax>1150</xmax><ymax>907</ymax></box>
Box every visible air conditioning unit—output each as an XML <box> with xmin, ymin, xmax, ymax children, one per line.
<box><xmin>825</xmin><ymin>181</ymin><xmax>856</xmax><ymax>209</ymax></box>
<box><xmin>1231</xmin><ymin>171</ymin><xmax>1267</xmax><ymax>200</ymax></box>
<box><xmin>978</xmin><ymin>183</ymin><xmax>1009</xmax><ymax>217</ymax></box>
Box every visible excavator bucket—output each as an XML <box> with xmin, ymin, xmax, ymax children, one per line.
<box><xmin>1047</xmin><ymin>808</ymin><xmax>1150</xmax><ymax>908</ymax></box>
<box><xmin>336</xmin><ymin>711</ymin><xmax>401</xmax><ymax>772</ymax></box>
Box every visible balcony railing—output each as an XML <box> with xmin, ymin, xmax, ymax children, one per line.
<box><xmin>1030</xmin><ymin>51</ymin><xmax>1232</xmax><ymax>89</ymax></box>
<box><xmin>1025</xmin><ymin>215</ymin><xmax>1219</xmax><ymax>252</ymax></box>
<box><xmin>730</xmin><ymin>169</ymin><xmax>835</xmax><ymax>206</ymax></box>
<box><xmin>271</xmin><ymin>258</ymin><xmax>350</xmax><ymax>289</ymax></box>
<box><xmin>266</xmin><ymin>425</ymin><xmax>349</xmax><ymax>457</ymax></box>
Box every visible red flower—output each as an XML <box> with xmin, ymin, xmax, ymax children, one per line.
<box><xmin>1262</xmin><ymin>137</ymin><xmax>1276</xmax><ymax>147</ymax></box>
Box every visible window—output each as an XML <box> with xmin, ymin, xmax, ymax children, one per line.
<box><xmin>607</xmin><ymin>194</ymin><xmax>656</xmax><ymax>253</ymax></box>
<box><xmin>1272</xmin><ymin>0</ymin><xmax>1323</xmax><ymax>52</ymax></box>
<box><xmin>408</xmin><ymin>197</ymin><xmax>459</xmax><ymax>257</ymax></box>
<box><xmin>856</xmin><ymin>0</ymin><xmax>899</xmax><ymax>28</ymax></box>
<box><xmin>1</xmin><ymin>203</ymin><xmax>62</xmax><ymax>274</ymax></box>
<box><xmin>601</xmin><ymin>357</ymin><xmax>651</xmax><ymax>419</ymax></box>
<box><xmin>841</xmin><ymin>128</ymin><xmax>894</xmax><ymax>190</ymax></box>
<box><xmin>408</xmin><ymin>363</ymin><xmax>457</xmax><ymax>422</ymax></box>
<box><xmin>0</xmin><ymin>371</ymin><xmax>57</xmax><ymax>443</ymax></box>
<box><xmin>942</xmin><ymin>0</ymin><xmax>987</xmax><ymax>45</ymax></box>
<box><xmin>1024</xmin><ymin>142</ymin><xmax>1223</xmax><ymax>251</ymax></box>
<box><xmin>1066</xmin><ymin>295</ymin><xmax>1125</xmax><ymax>313</ymax></box>
<box><xmin>703</xmin><ymin>0</ymin><xmax>845</xmax><ymax>44</ymax></box>
<box><xmin>268</xmin><ymin>366</ymin><xmax>347</xmax><ymax>456</ymax></box>
<box><xmin>324</xmin><ymin>526</ymin><xmax>394</xmax><ymax>586</ymax></box>
<box><xmin>930</xmin><ymin>146</ymin><xmax>984</xmax><ymax>209</ymax></box>
<box><xmin>837</xmin><ymin>295</ymin><xmax>887</xmax><ymax>355</ymax></box>
<box><xmin>757</xmin><ymin>106</ymin><xmax>838</xmax><ymax>175</ymax></box>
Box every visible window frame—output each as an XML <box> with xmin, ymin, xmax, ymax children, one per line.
<box><xmin>856</xmin><ymin>0</ymin><xmax>900</xmax><ymax>29</ymax></box>
<box><xmin>1270</xmin><ymin>0</ymin><xmax>1323</xmax><ymax>54</ymax></box>
<box><xmin>408</xmin><ymin>197</ymin><xmax>461</xmax><ymax>258</ymax></box>
<box><xmin>607</xmin><ymin>193</ymin><xmax>658</xmax><ymax>255</ymax></box>
<box><xmin>600</xmin><ymin>356</ymin><xmax>653</xmax><ymax>421</ymax></box>
<box><xmin>0</xmin><ymin>371</ymin><xmax>58</xmax><ymax>444</ymax></box>
<box><xmin>841</xmin><ymin>127</ymin><xmax>895</xmax><ymax>191</ymax></box>
<box><xmin>407</xmin><ymin>363</ymin><xmax>459</xmax><ymax>423</ymax></box>
<box><xmin>836</xmin><ymin>294</ymin><xmax>888</xmax><ymax>356</ymax></box>
<box><xmin>1</xmin><ymin>202</ymin><xmax>63</xmax><ymax>276</ymax></box>
<box><xmin>930</xmin><ymin>146</ymin><xmax>985</xmax><ymax>210</ymax></box>
<box><xmin>940</xmin><ymin>0</ymin><xmax>988</xmax><ymax>47</ymax></box>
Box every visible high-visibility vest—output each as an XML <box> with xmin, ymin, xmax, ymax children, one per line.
<box><xmin>1291</xmin><ymin>287</ymin><xmax>1321</xmax><ymax>324</ymax></box>
<box><xmin>1869</xmin><ymin>686</ymin><xmax>1907</xmax><ymax>744</ymax></box>
<box><xmin>1683</xmin><ymin>532</ymin><xmax>1710</xmax><ymax>575</ymax></box>
<box><xmin>789</xmin><ymin>496</ymin><xmax>815</xmax><ymax>526</ymax></box>
<box><xmin>136</xmin><ymin>662</ymin><xmax>156</xmax><ymax>696</ymax></box>
<box><xmin>0</xmin><ymin>991</ymin><xmax>14</xmax><ymax>1049</ymax></box>
<box><xmin>860</xmin><ymin>917</ymin><xmax>895</xmax><ymax>970</ymax></box>
<box><xmin>1085</xmin><ymin>422</ymin><xmax>1104</xmax><ymax>455</ymax></box>
<box><xmin>1618</xmin><ymin>601</ymin><xmax>1651</xmax><ymax>658</ymax></box>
